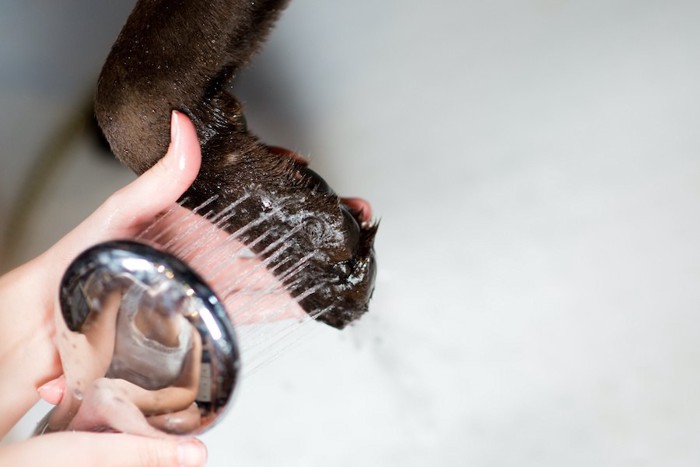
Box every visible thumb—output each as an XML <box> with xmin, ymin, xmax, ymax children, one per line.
<box><xmin>0</xmin><ymin>432</ymin><xmax>207</xmax><ymax>467</ymax></box>
<box><xmin>42</xmin><ymin>111</ymin><xmax>202</xmax><ymax>276</ymax></box>
<box><xmin>100</xmin><ymin>110</ymin><xmax>202</xmax><ymax>229</ymax></box>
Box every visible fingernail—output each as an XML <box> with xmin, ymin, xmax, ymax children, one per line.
<box><xmin>171</xmin><ymin>110</ymin><xmax>185</xmax><ymax>171</ymax></box>
<box><xmin>37</xmin><ymin>383</ymin><xmax>60</xmax><ymax>402</ymax></box>
<box><xmin>38</xmin><ymin>376</ymin><xmax>65</xmax><ymax>405</ymax></box>
<box><xmin>177</xmin><ymin>438</ymin><xmax>207</xmax><ymax>467</ymax></box>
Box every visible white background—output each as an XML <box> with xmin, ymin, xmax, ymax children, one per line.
<box><xmin>2</xmin><ymin>1</ymin><xmax>700</xmax><ymax>465</ymax></box>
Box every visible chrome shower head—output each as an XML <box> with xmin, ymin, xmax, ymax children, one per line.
<box><xmin>40</xmin><ymin>240</ymin><xmax>240</xmax><ymax>435</ymax></box>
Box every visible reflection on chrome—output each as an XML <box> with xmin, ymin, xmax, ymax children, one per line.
<box><xmin>35</xmin><ymin>240</ymin><xmax>239</xmax><ymax>436</ymax></box>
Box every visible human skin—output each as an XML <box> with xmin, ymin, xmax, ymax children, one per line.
<box><xmin>47</xmin><ymin>289</ymin><xmax>204</xmax><ymax>435</ymax></box>
<box><xmin>0</xmin><ymin>112</ymin><xmax>207</xmax><ymax>466</ymax></box>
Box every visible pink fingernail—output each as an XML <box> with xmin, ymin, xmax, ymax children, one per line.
<box><xmin>171</xmin><ymin>110</ymin><xmax>185</xmax><ymax>171</ymax></box>
<box><xmin>38</xmin><ymin>376</ymin><xmax>65</xmax><ymax>405</ymax></box>
<box><xmin>177</xmin><ymin>438</ymin><xmax>207</xmax><ymax>467</ymax></box>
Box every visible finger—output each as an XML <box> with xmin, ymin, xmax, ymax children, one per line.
<box><xmin>102</xmin><ymin>110</ymin><xmax>202</xmax><ymax>229</ymax></box>
<box><xmin>147</xmin><ymin>403</ymin><xmax>202</xmax><ymax>434</ymax></box>
<box><xmin>43</xmin><ymin>111</ymin><xmax>202</xmax><ymax>275</ymax></box>
<box><xmin>38</xmin><ymin>375</ymin><xmax>65</xmax><ymax>405</ymax></box>
<box><xmin>66</xmin><ymin>382</ymin><xmax>163</xmax><ymax>438</ymax></box>
<box><xmin>0</xmin><ymin>432</ymin><xmax>207</xmax><ymax>467</ymax></box>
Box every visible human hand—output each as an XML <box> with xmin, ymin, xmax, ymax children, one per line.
<box><xmin>0</xmin><ymin>111</ymin><xmax>206</xmax><ymax>465</ymax></box>
<box><xmin>0</xmin><ymin>432</ymin><xmax>207</xmax><ymax>467</ymax></box>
